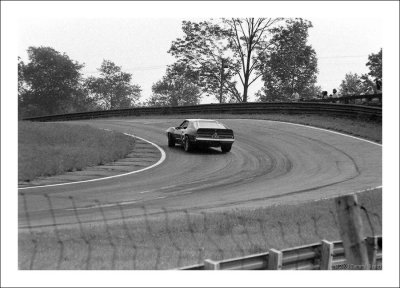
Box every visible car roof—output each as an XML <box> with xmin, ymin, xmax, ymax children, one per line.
<box><xmin>185</xmin><ymin>119</ymin><xmax>218</xmax><ymax>122</ymax></box>
<box><xmin>185</xmin><ymin>119</ymin><xmax>228</xmax><ymax>129</ymax></box>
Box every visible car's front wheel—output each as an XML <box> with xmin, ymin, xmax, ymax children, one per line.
<box><xmin>221</xmin><ymin>143</ymin><xmax>232</xmax><ymax>153</ymax></box>
<box><xmin>184</xmin><ymin>135</ymin><xmax>193</xmax><ymax>152</ymax></box>
<box><xmin>168</xmin><ymin>133</ymin><xmax>175</xmax><ymax>147</ymax></box>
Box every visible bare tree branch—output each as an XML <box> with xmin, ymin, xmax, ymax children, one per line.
<box><xmin>248</xmin><ymin>73</ymin><xmax>263</xmax><ymax>86</ymax></box>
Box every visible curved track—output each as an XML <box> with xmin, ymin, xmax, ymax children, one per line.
<box><xmin>18</xmin><ymin>118</ymin><xmax>382</xmax><ymax>229</ymax></box>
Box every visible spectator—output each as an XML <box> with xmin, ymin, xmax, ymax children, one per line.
<box><xmin>322</xmin><ymin>91</ymin><xmax>328</xmax><ymax>99</ymax></box>
<box><xmin>332</xmin><ymin>89</ymin><xmax>338</xmax><ymax>98</ymax></box>
<box><xmin>375</xmin><ymin>79</ymin><xmax>382</xmax><ymax>92</ymax></box>
<box><xmin>292</xmin><ymin>91</ymin><xmax>300</xmax><ymax>101</ymax></box>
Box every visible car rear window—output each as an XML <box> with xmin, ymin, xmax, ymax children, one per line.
<box><xmin>196</xmin><ymin>121</ymin><xmax>225</xmax><ymax>129</ymax></box>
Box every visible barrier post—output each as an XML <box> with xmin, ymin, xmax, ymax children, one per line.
<box><xmin>268</xmin><ymin>249</ymin><xmax>282</xmax><ymax>270</ymax></box>
<box><xmin>204</xmin><ymin>259</ymin><xmax>220</xmax><ymax>270</ymax></box>
<box><xmin>320</xmin><ymin>240</ymin><xmax>334</xmax><ymax>270</ymax></box>
<box><xmin>365</xmin><ymin>236</ymin><xmax>379</xmax><ymax>269</ymax></box>
<box><xmin>335</xmin><ymin>194</ymin><xmax>370</xmax><ymax>269</ymax></box>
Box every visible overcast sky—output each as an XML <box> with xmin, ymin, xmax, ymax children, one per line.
<box><xmin>17</xmin><ymin>16</ymin><xmax>381</xmax><ymax>103</ymax></box>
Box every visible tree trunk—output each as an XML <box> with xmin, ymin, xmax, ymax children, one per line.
<box><xmin>219</xmin><ymin>62</ymin><xmax>224</xmax><ymax>103</ymax></box>
<box><xmin>243</xmin><ymin>77</ymin><xmax>249</xmax><ymax>103</ymax></box>
<box><xmin>243</xmin><ymin>27</ymin><xmax>254</xmax><ymax>103</ymax></box>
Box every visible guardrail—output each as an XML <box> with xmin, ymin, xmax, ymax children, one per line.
<box><xmin>179</xmin><ymin>235</ymin><xmax>382</xmax><ymax>270</ymax></box>
<box><xmin>23</xmin><ymin>101</ymin><xmax>381</xmax><ymax>122</ymax></box>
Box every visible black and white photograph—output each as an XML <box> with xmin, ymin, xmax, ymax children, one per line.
<box><xmin>1</xmin><ymin>1</ymin><xmax>399</xmax><ymax>287</ymax></box>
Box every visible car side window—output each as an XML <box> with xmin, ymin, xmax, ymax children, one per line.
<box><xmin>180</xmin><ymin>121</ymin><xmax>188</xmax><ymax>129</ymax></box>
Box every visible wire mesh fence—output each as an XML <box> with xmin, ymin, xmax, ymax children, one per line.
<box><xmin>18</xmin><ymin>189</ymin><xmax>382</xmax><ymax>270</ymax></box>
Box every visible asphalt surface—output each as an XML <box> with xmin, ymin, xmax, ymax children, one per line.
<box><xmin>18</xmin><ymin>118</ymin><xmax>382</xmax><ymax>230</ymax></box>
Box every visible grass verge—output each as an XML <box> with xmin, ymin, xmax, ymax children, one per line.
<box><xmin>18</xmin><ymin>121</ymin><xmax>135</xmax><ymax>182</ymax></box>
<box><xmin>18</xmin><ymin>189</ymin><xmax>381</xmax><ymax>270</ymax></box>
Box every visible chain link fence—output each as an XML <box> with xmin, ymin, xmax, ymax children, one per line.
<box><xmin>18</xmin><ymin>189</ymin><xmax>382</xmax><ymax>270</ymax></box>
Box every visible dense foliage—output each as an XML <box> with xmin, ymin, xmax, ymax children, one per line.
<box><xmin>169</xmin><ymin>21</ymin><xmax>239</xmax><ymax>103</ymax></box>
<box><xmin>167</xmin><ymin>18</ymin><xmax>282</xmax><ymax>103</ymax></box>
<box><xmin>339</xmin><ymin>49</ymin><xmax>382</xmax><ymax>96</ymax></box>
<box><xmin>18</xmin><ymin>47</ymin><xmax>141</xmax><ymax>117</ymax></box>
<box><xmin>147</xmin><ymin>63</ymin><xmax>201</xmax><ymax>107</ymax></box>
<box><xmin>85</xmin><ymin>60</ymin><xmax>141</xmax><ymax>110</ymax></box>
<box><xmin>256</xmin><ymin>19</ymin><xmax>319</xmax><ymax>101</ymax></box>
<box><xmin>18</xmin><ymin>47</ymin><xmax>88</xmax><ymax>117</ymax></box>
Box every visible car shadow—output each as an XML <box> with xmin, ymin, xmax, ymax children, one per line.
<box><xmin>167</xmin><ymin>144</ymin><xmax>225</xmax><ymax>155</ymax></box>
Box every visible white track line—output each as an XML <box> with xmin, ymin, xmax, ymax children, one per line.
<box><xmin>266</xmin><ymin>120</ymin><xmax>382</xmax><ymax>192</ymax></box>
<box><xmin>266</xmin><ymin>120</ymin><xmax>382</xmax><ymax>147</ymax></box>
<box><xmin>18</xmin><ymin>133</ymin><xmax>166</xmax><ymax>190</ymax></box>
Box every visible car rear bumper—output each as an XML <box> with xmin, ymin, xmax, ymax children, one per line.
<box><xmin>195</xmin><ymin>137</ymin><xmax>235</xmax><ymax>143</ymax></box>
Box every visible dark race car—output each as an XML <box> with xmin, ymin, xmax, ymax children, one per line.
<box><xmin>166</xmin><ymin>119</ymin><xmax>235</xmax><ymax>153</ymax></box>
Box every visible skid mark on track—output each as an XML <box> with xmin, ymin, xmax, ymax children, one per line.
<box><xmin>265</xmin><ymin>120</ymin><xmax>382</xmax><ymax>147</ymax></box>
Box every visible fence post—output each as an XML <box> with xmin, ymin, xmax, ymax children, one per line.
<box><xmin>365</xmin><ymin>236</ymin><xmax>378</xmax><ymax>269</ymax></box>
<box><xmin>204</xmin><ymin>259</ymin><xmax>220</xmax><ymax>270</ymax></box>
<box><xmin>268</xmin><ymin>249</ymin><xmax>282</xmax><ymax>270</ymax></box>
<box><xmin>320</xmin><ymin>240</ymin><xmax>334</xmax><ymax>270</ymax></box>
<box><xmin>335</xmin><ymin>194</ymin><xmax>370</xmax><ymax>269</ymax></box>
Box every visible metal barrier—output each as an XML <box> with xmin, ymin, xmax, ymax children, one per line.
<box><xmin>23</xmin><ymin>101</ymin><xmax>382</xmax><ymax>122</ymax></box>
<box><xmin>179</xmin><ymin>236</ymin><xmax>382</xmax><ymax>270</ymax></box>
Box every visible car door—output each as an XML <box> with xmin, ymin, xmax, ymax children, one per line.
<box><xmin>174</xmin><ymin>120</ymin><xmax>188</xmax><ymax>143</ymax></box>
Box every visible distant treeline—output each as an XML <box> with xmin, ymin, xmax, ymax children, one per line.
<box><xmin>18</xmin><ymin>47</ymin><xmax>141</xmax><ymax>118</ymax></box>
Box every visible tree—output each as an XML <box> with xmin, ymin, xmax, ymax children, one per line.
<box><xmin>338</xmin><ymin>49</ymin><xmax>382</xmax><ymax>96</ymax></box>
<box><xmin>366</xmin><ymin>49</ymin><xmax>382</xmax><ymax>83</ymax></box>
<box><xmin>18</xmin><ymin>57</ymin><xmax>26</xmax><ymax>109</ymax></box>
<box><xmin>148</xmin><ymin>63</ymin><xmax>201</xmax><ymax>107</ymax></box>
<box><xmin>302</xmin><ymin>84</ymin><xmax>322</xmax><ymax>99</ymax></box>
<box><xmin>169</xmin><ymin>18</ymin><xmax>281</xmax><ymax>103</ymax></box>
<box><xmin>339</xmin><ymin>73</ymin><xmax>367</xmax><ymax>95</ymax></box>
<box><xmin>19</xmin><ymin>46</ymin><xmax>86</xmax><ymax>116</ymax></box>
<box><xmin>365</xmin><ymin>48</ymin><xmax>382</xmax><ymax>92</ymax></box>
<box><xmin>223</xmin><ymin>18</ymin><xmax>282</xmax><ymax>102</ymax></box>
<box><xmin>18</xmin><ymin>57</ymin><xmax>25</xmax><ymax>98</ymax></box>
<box><xmin>256</xmin><ymin>19</ymin><xmax>318</xmax><ymax>102</ymax></box>
<box><xmin>169</xmin><ymin>21</ymin><xmax>239</xmax><ymax>103</ymax></box>
<box><xmin>85</xmin><ymin>60</ymin><xmax>141</xmax><ymax>110</ymax></box>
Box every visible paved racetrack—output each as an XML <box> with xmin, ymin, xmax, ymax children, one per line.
<box><xmin>18</xmin><ymin>118</ymin><xmax>382</xmax><ymax>229</ymax></box>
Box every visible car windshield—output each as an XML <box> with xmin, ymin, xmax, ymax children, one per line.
<box><xmin>196</xmin><ymin>121</ymin><xmax>225</xmax><ymax>129</ymax></box>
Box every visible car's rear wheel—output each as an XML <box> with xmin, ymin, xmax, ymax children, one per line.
<box><xmin>221</xmin><ymin>143</ymin><xmax>232</xmax><ymax>153</ymax></box>
<box><xmin>184</xmin><ymin>135</ymin><xmax>192</xmax><ymax>152</ymax></box>
<box><xmin>168</xmin><ymin>133</ymin><xmax>175</xmax><ymax>147</ymax></box>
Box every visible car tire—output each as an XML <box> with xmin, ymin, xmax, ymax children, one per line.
<box><xmin>168</xmin><ymin>133</ymin><xmax>175</xmax><ymax>147</ymax></box>
<box><xmin>184</xmin><ymin>135</ymin><xmax>192</xmax><ymax>152</ymax></box>
<box><xmin>221</xmin><ymin>143</ymin><xmax>232</xmax><ymax>153</ymax></box>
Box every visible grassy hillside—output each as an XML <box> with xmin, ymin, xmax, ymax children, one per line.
<box><xmin>18</xmin><ymin>121</ymin><xmax>135</xmax><ymax>182</ymax></box>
